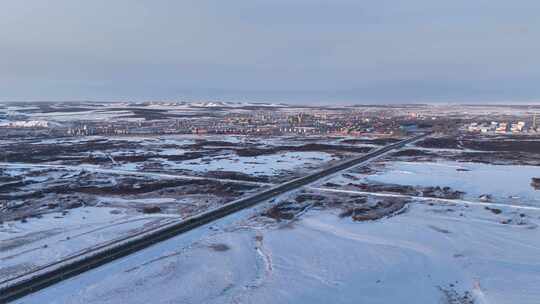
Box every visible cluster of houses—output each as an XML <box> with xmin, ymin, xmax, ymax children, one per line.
<box><xmin>467</xmin><ymin>119</ymin><xmax>537</xmax><ymax>134</ymax></box>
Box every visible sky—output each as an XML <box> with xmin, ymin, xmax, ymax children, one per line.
<box><xmin>1</xmin><ymin>1</ymin><xmax>539</xmax><ymax>104</ymax></box>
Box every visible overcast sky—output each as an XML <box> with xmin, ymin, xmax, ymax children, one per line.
<box><xmin>1</xmin><ymin>1</ymin><xmax>539</xmax><ymax>104</ymax></box>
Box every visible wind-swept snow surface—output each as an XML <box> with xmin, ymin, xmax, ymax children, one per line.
<box><xmin>16</xmin><ymin>196</ymin><xmax>540</xmax><ymax>304</ymax></box>
<box><xmin>0</xmin><ymin>208</ymin><xmax>179</xmax><ymax>282</ymax></box>
<box><xmin>366</xmin><ymin>161</ymin><xmax>540</xmax><ymax>206</ymax></box>
<box><xmin>156</xmin><ymin>151</ymin><xmax>335</xmax><ymax>176</ymax></box>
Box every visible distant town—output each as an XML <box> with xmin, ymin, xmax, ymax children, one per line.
<box><xmin>2</xmin><ymin>101</ymin><xmax>538</xmax><ymax>139</ymax></box>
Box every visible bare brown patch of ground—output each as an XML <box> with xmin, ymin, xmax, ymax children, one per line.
<box><xmin>340</xmin><ymin>198</ymin><xmax>408</xmax><ymax>222</ymax></box>
<box><xmin>438</xmin><ymin>285</ymin><xmax>475</xmax><ymax>304</ymax></box>
<box><xmin>346</xmin><ymin>182</ymin><xmax>465</xmax><ymax>200</ymax></box>
<box><xmin>0</xmin><ymin>169</ymin><xmax>260</xmax><ymax>221</ymax></box>
<box><xmin>392</xmin><ymin>149</ymin><xmax>436</xmax><ymax>157</ymax></box>
<box><xmin>416</xmin><ymin>134</ymin><xmax>540</xmax><ymax>154</ymax></box>
<box><xmin>208</xmin><ymin>243</ymin><xmax>230</xmax><ymax>252</ymax></box>
<box><xmin>262</xmin><ymin>192</ymin><xmax>409</xmax><ymax>223</ymax></box>
<box><xmin>205</xmin><ymin>170</ymin><xmax>269</xmax><ymax>183</ymax></box>
<box><xmin>531</xmin><ymin>178</ymin><xmax>540</xmax><ymax>190</ymax></box>
<box><xmin>263</xmin><ymin>203</ymin><xmax>306</xmax><ymax>221</ymax></box>
<box><xmin>390</xmin><ymin>144</ymin><xmax>540</xmax><ymax>166</ymax></box>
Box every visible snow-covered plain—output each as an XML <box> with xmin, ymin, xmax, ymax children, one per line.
<box><xmin>15</xmin><ymin>196</ymin><xmax>540</xmax><ymax>304</ymax></box>
<box><xmin>366</xmin><ymin>161</ymin><xmax>540</xmax><ymax>206</ymax></box>
<box><xmin>0</xmin><ymin>134</ymin><xmax>351</xmax><ymax>181</ymax></box>
<box><xmin>0</xmin><ymin>207</ymin><xmax>179</xmax><ymax>282</ymax></box>
<box><xmin>151</xmin><ymin>151</ymin><xmax>336</xmax><ymax>176</ymax></box>
<box><xmin>3</xmin><ymin>124</ymin><xmax>539</xmax><ymax>303</ymax></box>
<box><xmin>13</xmin><ymin>144</ymin><xmax>540</xmax><ymax>303</ymax></box>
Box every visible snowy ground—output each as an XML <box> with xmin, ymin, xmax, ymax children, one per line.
<box><xmin>352</xmin><ymin>161</ymin><xmax>539</xmax><ymax>206</ymax></box>
<box><xmin>1</xmin><ymin>133</ymin><xmax>353</xmax><ymax>284</ymax></box>
<box><xmin>12</xmin><ymin>138</ymin><xmax>540</xmax><ymax>304</ymax></box>
<box><xmin>5</xmin><ymin>131</ymin><xmax>540</xmax><ymax>303</ymax></box>
<box><xmin>0</xmin><ymin>134</ymin><xmax>359</xmax><ymax>182</ymax></box>
<box><xmin>0</xmin><ymin>166</ymin><xmax>264</xmax><ymax>282</ymax></box>
<box><xmin>15</xmin><ymin>193</ymin><xmax>540</xmax><ymax>304</ymax></box>
<box><xmin>0</xmin><ymin>207</ymin><xmax>179</xmax><ymax>282</ymax></box>
<box><xmin>313</xmin><ymin>140</ymin><xmax>540</xmax><ymax>209</ymax></box>
<box><xmin>148</xmin><ymin>151</ymin><xmax>336</xmax><ymax>176</ymax></box>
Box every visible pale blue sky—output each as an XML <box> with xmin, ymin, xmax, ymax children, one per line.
<box><xmin>1</xmin><ymin>1</ymin><xmax>539</xmax><ymax>103</ymax></box>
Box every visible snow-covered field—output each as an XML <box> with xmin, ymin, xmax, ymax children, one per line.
<box><xmin>0</xmin><ymin>207</ymin><xmax>179</xmax><ymax>282</ymax></box>
<box><xmin>15</xmin><ymin>195</ymin><xmax>540</xmax><ymax>304</ymax></box>
<box><xmin>0</xmin><ymin>134</ymin><xmax>354</xmax><ymax>182</ymax></box>
<box><xmin>366</xmin><ymin>161</ymin><xmax>540</xmax><ymax>206</ymax></box>
<box><xmin>149</xmin><ymin>151</ymin><xmax>336</xmax><ymax>176</ymax></box>
<box><xmin>3</xmin><ymin>124</ymin><xmax>539</xmax><ymax>303</ymax></box>
<box><xmin>2</xmin><ymin>133</ymin><xmax>350</xmax><ymax>284</ymax></box>
<box><xmin>14</xmin><ymin>146</ymin><xmax>540</xmax><ymax>304</ymax></box>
